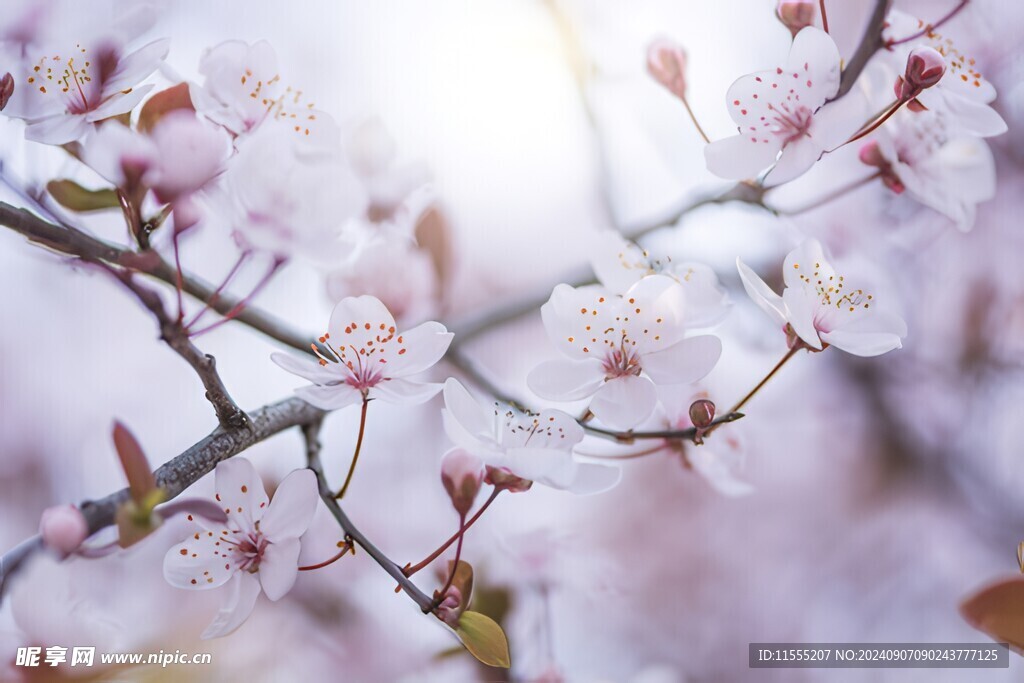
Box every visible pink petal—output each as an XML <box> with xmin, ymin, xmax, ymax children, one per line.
<box><xmin>642</xmin><ymin>335</ymin><xmax>722</xmax><ymax>386</ymax></box>
<box><xmin>705</xmin><ymin>133</ymin><xmax>781</xmax><ymax>181</ymax></box>
<box><xmin>163</xmin><ymin>523</ymin><xmax>237</xmax><ymax>590</ymax></box>
<box><xmin>294</xmin><ymin>384</ymin><xmax>362</xmax><ymax>411</ymax></box>
<box><xmin>527</xmin><ymin>358</ymin><xmax>605</xmax><ymax>401</ymax></box>
<box><xmin>214</xmin><ymin>458</ymin><xmax>269</xmax><ymax>532</ymax></box>
<box><xmin>369</xmin><ymin>377</ymin><xmax>441</xmax><ymax>404</ymax></box>
<box><xmin>258</xmin><ymin>537</ymin><xmax>301</xmax><ymax>601</ymax></box>
<box><xmin>383</xmin><ymin>321</ymin><xmax>452</xmax><ymax>377</ymax></box>
<box><xmin>589</xmin><ymin>375</ymin><xmax>658</xmax><ymax>431</ymax></box>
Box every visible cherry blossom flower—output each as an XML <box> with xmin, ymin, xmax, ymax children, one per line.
<box><xmin>527</xmin><ymin>275</ymin><xmax>722</xmax><ymax>431</ymax></box>
<box><xmin>442</xmin><ymin>379</ymin><xmax>619</xmax><ymax>494</ymax></box>
<box><xmin>590</xmin><ymin>230</ymin><xmax>729</xmax><ymax>328</ymax></box>
<box><xmin>862</xmin><ymin>108</ymin><xmax>995</xmax><ymax>232</ymax></box>
<box><xmin>215</xmin><ymin>121</ymin><xmax>366</xmax><ymax>259</ymax></box>
<box><xmin>163</xmin><ymin>458</ymin><xmax>318</xmax><ymax>640</ymax></box>
<box><xmin>737</xmin><ymin>239</ymin><xmax>906</xmax><ymax>356</ymax></box>
<box><xmin>704</xmin><ymin>27</ymin><xmax>866</xmax><ymax>185</ymax></box>
<box><xmin>190</xmin><ymin>39</ymin><xmax>339</xmax><ymax>150</ymax></box>
<box><xmin>646</xmin><ymin>38</ymin><xmax>688</xmax><ymax>101</ymax></box>
<box><xmin>882</xmin><ymin>10</ymin><xmax>1007</xmax><ymax>138</ymax></box>
<box><xmin>271</xmin><ymin>295</ymin><xmax>452</xmax><ymax>409</ymax></box>
<box><xmin>3</xmin><ymin>31</ymin><xmax>169</xmax><ymax>144</ymax></box>
<box><xmin>82</xmin><ymin>112</ymin><xmax>230</xmax><ymax>228</ymax></box>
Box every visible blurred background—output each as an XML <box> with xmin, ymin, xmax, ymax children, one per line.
<box><xmin>0</xmin><ymin>0</ymin><xmax>1022</xmax><ymax>680</ymax></box>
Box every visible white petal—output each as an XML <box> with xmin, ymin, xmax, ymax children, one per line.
<box><xmin>270</xmin><ymin>351</ymin><xmax>340</xmax><ymax>385</ymax></box>
<box><xmin>24</xmin><ymin>115</ymin><xmax>91</xmax><ymax>146</ymax></box>
<box><xmin>540</xmin><ymin>283</ymin><xmax>616</xmax><ymax>360</ymax></box>
<box><xmin>527</xmin><ymin>358</ymin><xmax>605</xmax><ymax>401</ymax></box>
<box><xmin>782</xmin><ymin>286</ymin><xmax>824</xmax><ymax>350</ymax></box>
<box><xmin>295</xmin><ymin>384</ymin><xmax>362</xmax><ymax>411</ymax></box>
<box><xmin>369</xmin><ymin>378</ymin><xmax>441</xmax><ymax>404</ymax></box>
<box><xmin>214</xmin><ymin>458</ymin><xmax>270</xmax><ymax>532</ymax></box>
<box><xmin>327</xmin><ymin>295</ymin><xmax>397</xmax><ymax>341</ymax></box>
<box><xmin>201</xmin><ymin>572</ymin><xmax>262</xmax><ymax>640</ymax></box>
<box><xmin>705</xmin><ymin>133</ymin><xmax>781</xmax><ymax>180</ymax></box>
<box><xmin>920</xmin><ymin>88</ymin><xmax>1007</xmax><ymax>137</ymax></box>
<box><xmin>642</xmin><ymin>335</ymin><xmax>722</xmax><ymax>386</ymax></box>
<box><xmin>672</xmin><ymin>262</ymin><xmax>731</xmax><ymax>328</ymax></box>
<box><xmin>819</xmin><ymin>329</ymin><xmax>903</xmax><ymax>356</ymax></box>
<box><xmin>782</xmin><ymin>238</ymin><xmax>835</xmax><ymax>290</ymax></box>
<box><xmin>383</xmin><ymin>321</ymin><xmax>452</xmax><ymax>377</ymax></box>
<box><xmin>259</xmin><ymin>469</ymin><xmax>318</xmax><ymax>540</ymax></box>
<box><xmin>565</xmin><ymin>461</ymin><xmax>622</xmax><ymax>495</ymax></box>
<box><xmin>736</xmin><ymin>258</ymin><xmax>786</xmax><ymax>328</ymax></box>
<box><xmin>590</xmin><ymin>230</ymin><xmax>651</xmax><ymax>293</ymax></box>
<box><xmin>258</xmin><ymin>537</ymin><xmax>301</xmax><ymax>601</ymax></box>
<box><xmin>85</xmin><ymin>85</ymin><xmax>154</xmax><ymax>123</ymax></box>
<box><xmin>786</xmin><ymin>27</ymin><xmax>841</xmax><ymax>103</ymax></box>
<box><xmin>621</xmin><ymin>274</ymin><xmax>688</xmax><ymax>352</ymax></box>
<box><xmin>163</xmin><ymin>524</ymin><xmax>236</xmax><ymax>590</ymax></box>
<box><xmin>589</xmin><ymin>375</ymin><xmax>658</xmax><ymax>431</ymax></box>
<box><xmin>442</xmin><ymin>378</ymin><xmax>495</xmax><ymax>449</ymax></box>
<box><xmin>765</xmin><ymin>137</ymin><xmax>823</xmax><ymax>186</ymax></box>
<box><xmin>103</xmin><ymin>39</ymin><xmax>171</xmax><ymax>94</ymax></box>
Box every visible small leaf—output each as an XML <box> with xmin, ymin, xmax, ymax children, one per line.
<box><xmin>446</xmin><ymin>559</ymin><xmax>474</xmax><ymax>613</ymax></box>
<box><xmin>47</xmin><ymin>179</ymin><xmax>119</xmax><ymax>212</ymax></box>
<box><xmin>115</xmin><ymin>497</ymin><xmax>164</xmax><ymax>549</ymax></box>
<box><xmin>138</xmin><ymin>83</ymin><xmax>194</xmax><ymax>133</ymax></box>
<box><xmin>455</xmin><ymin>611</ymin><xmax>510</xmax><ymax>669</ymax></box>
<box><xmin>960</xmin><ymin>575</ymin><xmax>1024</xmax><ymax>652</ymax></box>
<box><xmin>112</xmin><ymin>421</ymin><xmax>156</xmax><ymax>504</ymax></box>
<box><xmin>414</xmin><ymin>206</ymin><xmax>452</xmax><ymax>300</ymax></box>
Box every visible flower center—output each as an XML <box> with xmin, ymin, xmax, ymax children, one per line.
<box><xmin>27</xmin><ymin>45</ymin><xmax>105</xmax><ymax>114</ymax></box>
<box><xmin>601</xmin><ymin>341</ymin><xmax>643</xmax><ymax>379</ymax></box>
<box><xmin>768</xmin><ymin>102</ymin><xmax>813</xmax><ymax>144</ymax></box>
<box><xmin>310</xmin><ymin>325</ymin><xmax>402</xmax><ymax>393</ymax></box>
<box><xmin>791</xmin><ymin>261</ymin><xmax>874</xmax><ymax>314</ymax></box>
<box><xmin>221</xmin><ymin>529</ymin><xmax>269</xmax><ymax>573</ymax></box>
<box><xmin>240</xmin><ymin>69</ymin><xmax>320</xmax><ymax>137</ymax></box>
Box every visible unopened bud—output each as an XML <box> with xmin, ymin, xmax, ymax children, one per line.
<box><xmin>436</xmin><ymin>585</ymin><xmax>463</xmax><ymax>627</ymax></box>
<box><xmin>688</xmin><ymin>399</ymin><xmax>716</xmax><ymax>429</ymax></box>
<box><xmin>858</xmin><ymin>140</ymin><xmax>905</xmax><ymax>194</ymax></box>
<box><xmin>0</xmin><ymin>73</ymin><xmax>13</xmax><ymax>111</ymax></box>
<box><xmin>39</xmin><ymin>505</ymin><xmax>89</xmax><ymax>557</ymax></box>
<box><xmin>440</xmin><ymin>449</ymin><xmax>483</xmax><ymax>516</ymax></box>
<box><xmin>646</xmin><ymin>38</ymin><xmax>688</xmax><ymax>101</ymax></box>
<box><xmin>776</xmin><ymin>1</ymin><xmax>816</xmax><ymax>37</ymax></box>
<box><xmin>484</xmin><ymin>466</ymin><xmax>533</xmax><ymax>493</ymax></box>
<box><xmin>895</xmin><ymin>46</ymin><xmax>946</xmax><ymax>101</ymax></box>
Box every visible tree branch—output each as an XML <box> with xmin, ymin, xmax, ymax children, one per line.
<box><xmin>833</xmin><ymin>0</ymin><xmax>891</xmax><ymax>100</ymax></box>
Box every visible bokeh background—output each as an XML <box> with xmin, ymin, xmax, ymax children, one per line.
<box><xmin>1</xmin><ymin>0</ymin><xmax>1023</xmax><ymax>680</ymax></box>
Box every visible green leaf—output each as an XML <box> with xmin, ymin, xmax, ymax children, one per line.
<box><xmin>456</xmin><ymin>611</ymin><xmax>510</xmax><ymax>669</ymax></box>
<box><xmin>46</xmin><ymin>179</ymin><xmax>119</xmax><ymax>212</ymax></box>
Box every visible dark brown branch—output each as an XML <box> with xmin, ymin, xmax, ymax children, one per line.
<box><xmin>302</xmin><ymin>421</ymin><xmax>435</xmax><ymax>612</ymax></box>
<box><xmin>833</xmin><ymin>0</ymin><xmax>891</xmax><ymax>100</ymax></box>
<box><xmin>582</xmin><ymin>412</ymin><xmax>745</xmax><ymax>443</ymax></box>
<box><xmin>79</xmin><ymin>396</ymin><xmax>325</xmax><ymax>535</ymax></box>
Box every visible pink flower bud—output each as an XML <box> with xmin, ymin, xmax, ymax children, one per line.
<box><xmin>895</xmin><ymin>46</ymin><xmax>946</xmax><ymax>101</ymax></box>
<box><xmin>688</xmin><ymin>399</ymin><xmax>716</xmax><ymax>429</ymax></box>
<box><xmin>440</xmin><ymin>449</ymin><xmax>483</xmax><ymax>516</ymax></box>
<box><xmin>436</xmin><ymin>584</ymin><xmax>463</xmax><ymax>627</ymax></box>
<box><xmin>0</xmin><ymin>73</ymin><xmax>13</xmax><ymax>111</ymax></box>
<box><xmin>39</xmin><ymin>505</ymin><xmax>88</xmax><ymax>557</ymax></box>
<box><xmin>646</xmin><ymin>38</ymin><xmax>688</xmax><ymax>100</ymax></box>
<box><xmin>776</xmin><ymin>1</ymin><xmax>817</xmax><ymax>37</ymax></box>
<box><xmin>484</xmin><ymin>466</ymin><xmax>533</xmax><ymax>493</ymax></box>
<box><xmin>857</xmin><ymin>141</ymin><xmax>905</xmax><ymax>194</ymax></box>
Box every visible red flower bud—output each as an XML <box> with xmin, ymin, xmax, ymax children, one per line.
<box><xmin>440</xmin><ymin>449</ymin><xmax>483</xmax><ymax>516</ymax></box>
<box><xmin>484</xmin><ymin>466</ymin><xmax>533</xmax><ymax>493</ymax></box>
<box><xmin>895</xmin><ymin>46</ymin><xmax>946</xmax><ymax>101</ymax></box>
<box><xmin>0</xmin><ymin>73</ymin><xmax>13</xmax><ymax>111</ymax></box>
<box><xmin>646</xmin><ymin>38</ymin><xmax>688</xmax><ymax>101</ymax></box>
<box><xmin>776</xmin><ymin>1</ymin><xmax>816</xmax><ymax>37</ymax></box>
<box><xmin>688</xmin><ymin>399</ymin><xmax>716</xmax><ymax>429</ymax></box>
<box><xmin>857</xmin><ymin>140</ymin><xmax>905</xmax><ymax>194</ymax></box>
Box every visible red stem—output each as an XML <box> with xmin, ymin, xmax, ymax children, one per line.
<box><xmin>298</xmin><ymin>541</ymin><xmax>353</xmax><ymax>571</ymax></box>
<box><xmin>404</xmin><ymin>488</ymin><xmax>501</xmax><ymax>579</ymax></box>
<box><xmin>335</xmin><ymin>397</ymin><xmax>369</xmax><ymax>499</ymax></box>
<box><xmin>189</xmin><ymin>257</ymin><xmax>284</xmax><ymax>337</ymax></box>
<box><xmin>185</xmin><ymin>251</ymin><xmax>250</xmax><ymax>330</ymax></box>
<box><xmin>433</xmin><ymin>512</ymin><xmax>466</xmax><ymax>607</ymax></box>
<box><xmin>819</xmin><ymin>0</ymin><xmax>830</xmax><ymax>33</ymax></box>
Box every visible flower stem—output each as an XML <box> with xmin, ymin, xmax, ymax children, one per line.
<box><xmin>843</xmin><ymin>99</ymin><xmax>906</xmax><ymax>147</ymax></box>
<box><xmin>819</xmin><ymin>0</ymin><xmax>830</xmax><ymax>33</ymax></box>
<box><xmin>682</xmin><ymin>95</ymin><xmax>710</xmax><ymax>144</ymax></box>
<box><xmin>298</xmin><ymin>539</ymin><xmax>354</xmax><ymax>571</ymax></box>
<box><xmin>335</xmin><ymin>397</ymin><xmax>370</xmax><ymax>499</ymax></box>
<box><xmin>705</xmin><ymin>345</ymin><xmax>802</xmax><ymax>436</ymax></box>
<box><xmin>188</xmin><ymin>256</ymin><xmax>284</xmax><ymax>338</ymax></box>
<box><xmin>403</xmin><ymin>488</ymin><xmax>502</xmax><ymax>580</ymax></box>
<box><xmin>185</xmin><ymin>251</ymin><xmax>250</xmax><ymax>330</ymax></box>
<box><xmin>433</xmin><ymin>512</ymin><xmax>467</xmax><ymax>608</ymax></box>
<box><xmin>886</xmin><ymin>0</ymin><xmax>969</xmax><ymax>46</ymax></box>
<box><xmin>775</xmin><ymin>171</ymin><xmax>882</xmax><ymax>215</ymax></box>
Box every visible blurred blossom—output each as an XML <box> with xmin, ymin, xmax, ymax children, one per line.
<box><xmin>442</xmin><ymin>378</ymin><xmax>619</xmax><ymax>494</ymax></box>
<box><xmin>590</xmin><ymin>229</ymin><xmax>729</xmax><ymax>328</ymax></box>
<box><xmin>213</xmin><ymin>120</ymin><xmax>366</xmax><ymax>259</ymax></box>
<box><xmin>38</xmin><ymin>504</ymin><xmax>88</xmax><ymax>557</ymax></box>
<box><xmin>776</xmin><ymin>0</ymin><xmax>816</xmax><ymax>37</ymax></box>
<box><xmin>645</xmin><ymin>38</ymin><xmax>688</xmax><ymax>101</ymax></box>
<box><xmin>869</xmin><ymin>108</ymin><xmax>996</xmax><ymax>232</ymax></box>
<box><xmin>191</xmin><ymin>39</ymin><xmax>341</xmax><ymax>151</ymax></box>
<box><xmin>528</xmin><ymin>275</ymin><xmax>722</xmax><ymax>430</ymax></box>
<box><xmin>439</xmin><ymin>447</ymin><xmax>484</xmax><ymax>516</ymax></box>
<box><xmin>163</xmin><ymin>458</ymin><xmax>318</xmax><ymax>639</ymax></box>
<box><xmin>271</xmin><ymin>295</ymin><xmax>452</xmax><ymax>409</ymax></box>
<box><xmin>704</xmin><ymin>27</ymin><xmax>866</xmax><ymax>185</ymax></box>
<box><xmin>737</xmin><ymin>238</ymin><xmax>906</xmax><ymax>356</ymax></box>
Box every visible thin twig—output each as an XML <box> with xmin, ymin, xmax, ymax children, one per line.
<box><xmin>0</xmin><ymin>536</ymin><xmax>43</xmax><ymax>600</ymax></box>
<box><xmin>404</xmin><ymin>488</ymin><xmax>502</xmax><ymax>579</ymax></box>
<box><xmin>302</xmin><ymin>420</ymin><xmax>435</xmax><ymax>612</ymax></box>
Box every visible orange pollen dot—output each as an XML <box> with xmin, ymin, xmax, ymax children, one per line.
<box><xmin>180</xmin><ymin>549</ymin><xmax>187</xmax><ymax>555</ymax></box>
<box><xmin>568</xmin><ymin>337</ymin><xmax>574</xmax><ymax>342</ymax></box>
<box><xmin>364</xmin><ymin>323</ymin><xmax>371</xmax><ymax>330</ymax></box>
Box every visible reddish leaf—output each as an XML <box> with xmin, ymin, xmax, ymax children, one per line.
<box><xmin>960</xmin><ymin>575</ymin><xmax>1024</xmax><ymax>653</ymax></box>
<box><xmin>138</xmin><ymin>83</ymin><xmax>194</xmax><ymax>133</ymax></box>
<box><xmin>112</xmin><ymin>421</ymin><xmax>156</xmax><ymax>504</ymax></box>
